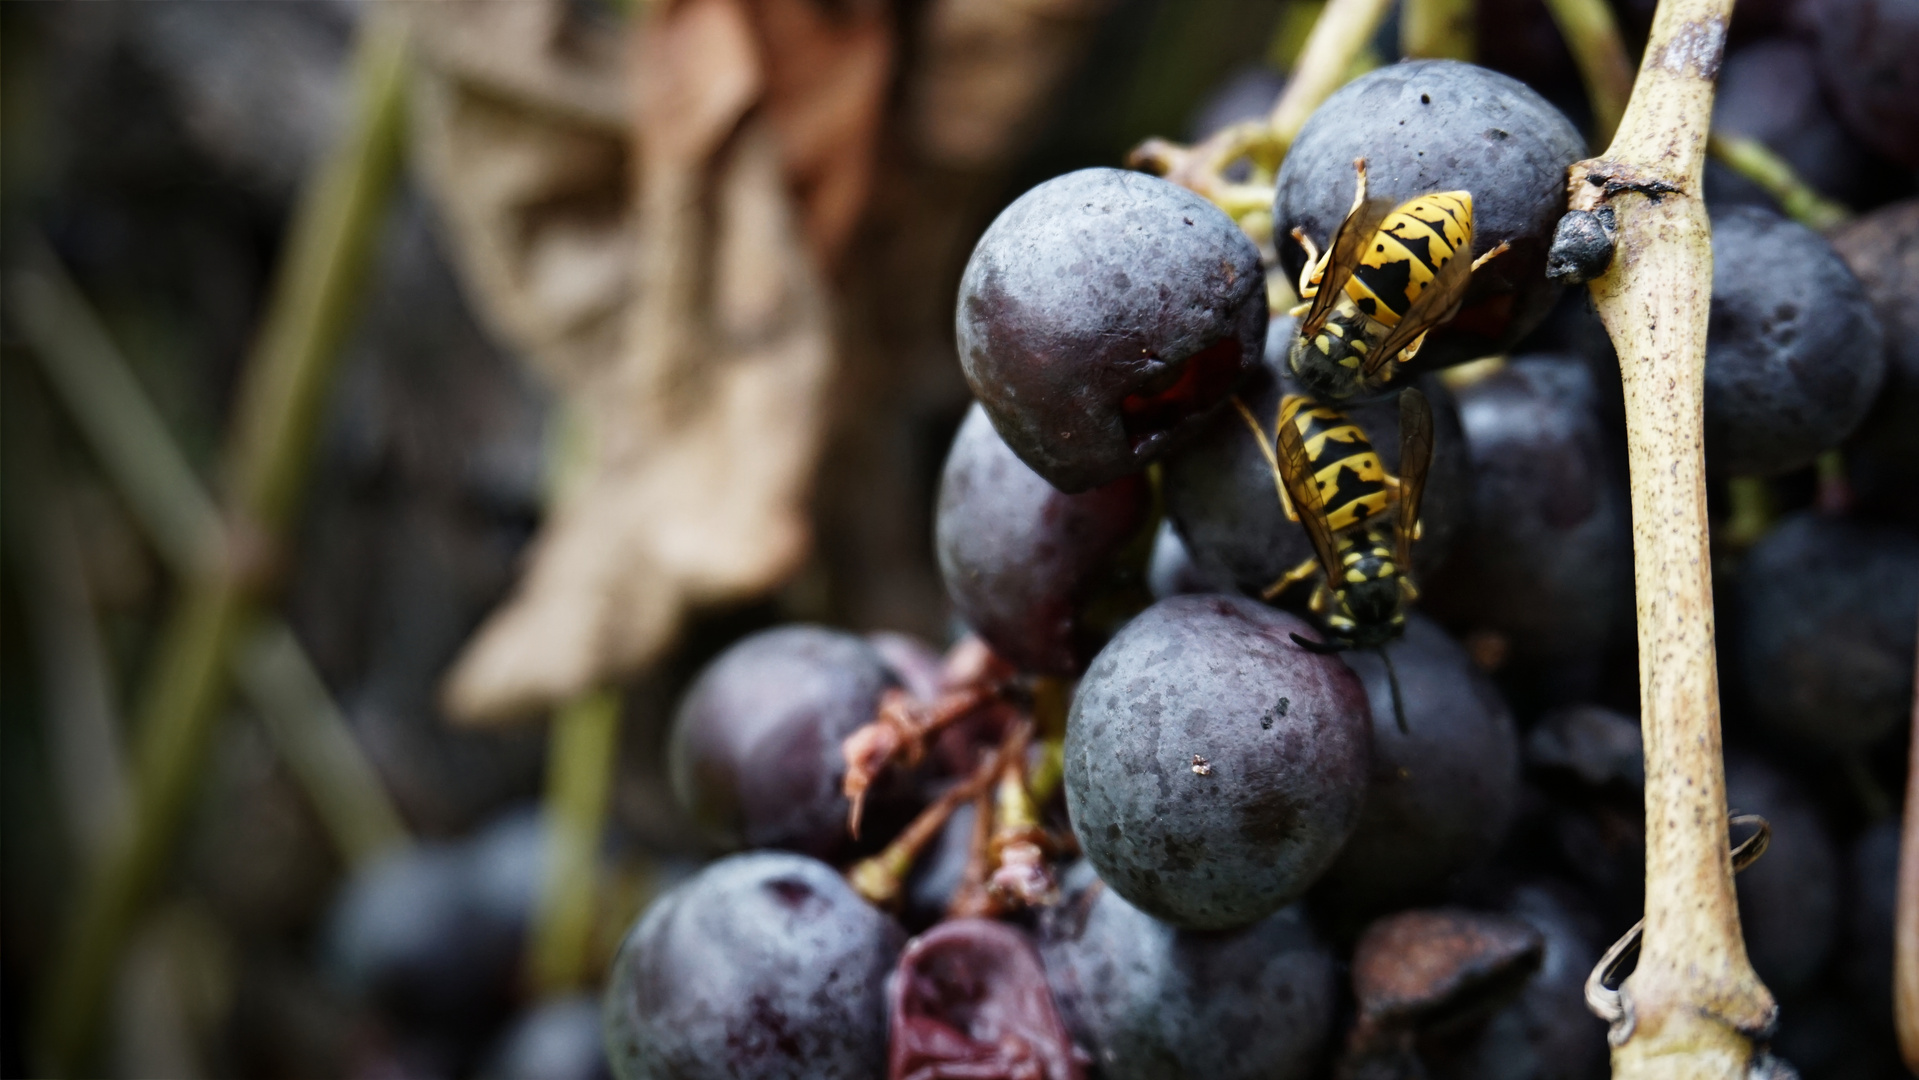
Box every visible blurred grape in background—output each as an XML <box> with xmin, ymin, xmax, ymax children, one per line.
<box><xmin>0</xmin><ymin>0</ymin><xmax>1913</xmax><ymax>1078</ymax></box>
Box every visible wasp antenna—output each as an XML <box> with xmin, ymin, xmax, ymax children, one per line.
<box><xmin>1379</xmin><ymin>645</ymin><xmax>1409</xmax><ymax>734</ymax></box>
<box><xmin>1290</xmin><ymin>632</ymin><xmax>1346</xmax><ymax>655</ymax></box>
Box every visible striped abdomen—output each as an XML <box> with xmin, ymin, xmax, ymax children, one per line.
<box><xmin>1280</xmin><ymin>395</ymin><xmax>1393</xmax><ymax>534</ymax></box>
<box><xmin>1306</xmin><ymin>191</ymin><xmax>1475</xmax><ymax>330</ymax></box>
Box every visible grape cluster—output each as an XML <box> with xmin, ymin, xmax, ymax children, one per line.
<box><xmin>593</xmin><ymin>33</ymin><xmax>1916</xmax><ymax>1080</ymax></box>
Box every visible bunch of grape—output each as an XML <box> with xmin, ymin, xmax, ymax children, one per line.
<box><xmin>590</xmin><ymin>27</ymin><xmax>1918</xmax><ymax>1080</ymax></box>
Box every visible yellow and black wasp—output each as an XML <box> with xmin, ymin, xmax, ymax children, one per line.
<box><xmin>1234</xmin><ymin>387</ymin><xmax>1433</xmax><ymax>730</ymax></box>
<box><xmin>1287</xmin><ymin>158</ymin><xmax>1510</xmax><ymax>401</ymax></box>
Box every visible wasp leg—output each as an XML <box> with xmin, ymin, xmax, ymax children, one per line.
<box><xmin>1262</xmin><ymin>556</ymin><xmax>1323</xmax><ymax>601</ymax></box>
<box><xmin>1395</xmin><ymin>328</ymin><xmax>1434</xmax><ymax>367</ymax></box>
<box><xmin>1399</xmin><ymin>576</ymin><xmax>1422</xmax><ymax>601</ymax></box>
<box><xmin>1471</xmin><ymin>239</ymin><xmax>1512</xmax><ymax>272</ymax></box>
<box><xmin>1232</xmin><ymin>397</ymin><xmax>1298</xmax><ymax>523</ymax></box>
<box><xmin>1349</xmin><ymin>157</ymin><xmax>1369</xmax><ymax>211</ymax></box>
<box><xmin>1292</xmin><ymin>227</ymin><xmax>1322</xmax><ymax>298</ymax></box>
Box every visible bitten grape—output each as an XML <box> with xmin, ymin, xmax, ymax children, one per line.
<box><xmin>1063</xmin><ymin>595</ymin><xmax>1371</xmax><ymax>929</ymax></box>
<box><xmin>603</xmin><ymin>852</ymin><xmax>903</xmax><ymax>1080</ymax></box>
<box><xmin>956</xmin><ymin>168</ymin><xmax>1265</xmax><ymax>492</ymax></box>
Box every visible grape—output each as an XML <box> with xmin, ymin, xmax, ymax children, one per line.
<box><xmin>1146</xmin><ymin>519</ymin><xmax>1228</xmax><ymax>600</ymax></box>
<box><xmin>1706</xmin><ymin>43</ymin><xmax>1874</xmax><ymax>213</ymax></box>
<box><xmin>1274</xmin><ymin>61</ymin><xmax>1585</xmax><ymax>373</ymax></box>
<box><xmin>1339</xmin><ymin>907</ymin><xmax>1546</xmax><ymax>1077</ymax></box>
<box><xmin>1420</xmin><ymin>356</ymin><xmax>1632</xmax><ymax>686</ymax></box>
<box><xmin>1524</xmin><ymin>704</ymin><xmax>1644</xmax><ymax>788</ymax></box>
<box><xmin>483</xmin><ymin>997</ymin><xmax>611</xmax><ymax>1080</ymax></box>
<box><xmin>1839</xmin><ymin>820</ymin><xmax>1899</xmax><ymax>1035</ymax></box>
<box><xmin>1704</xmin><ymin>206</ymin><xmax>1886</xmax><ymax>477</ymax></box>
<box><xmin>603</xmin><ymin>852</ymin><xmax>903</xmax><ymax>1080</ymax></box>
<box><xmin>868</xmin><ymin>631</ymin><xmax>948</xmax><ymax>703</ymax></box>
<box><xmin>955</xmin><ymin>168</ymin><xmax>1266</xmax><ymax>493</ymax></box>
<box><xmin>1314</xmin><ymin>616</ymin><xmax>1520</xmax><ymax>914</ymax></box>
<box><xmin>1733</xmin><ymin>511</ymin><xmax>1919</xmax><ymax>747</ymax></box>
<box><xmin>1429</xmin><ymin>884</ymin><xmax>1609</xmax><ymax>1080</ymax></box>
<box><xmin>1162</xmin><ymin>337</ymin><xmax>1471</xmax><ymax>600</ymax></box>
<box><xmin>1039</xmin><ymin>862</ymin><xmax>1335</xmax><ymax>1080</ymax></box>
<box><xmin>1809</xmin><ymin>0</ymin><xmax>1919</xmax><ymax>169</ymax></box>
<box><xmin>1831</xmin><ymin>199</ymin><xmax>1919</xmax><ymax>518</ymax></box>
<box><xmin>935</xmin><ymin>402</ymin><xmax>1153</xmax><ymax>676</ymax></box>
<box><xmin>325</xmin><ymin>810</ymin><xmax>544</xmax><ymax>1041</ymax></box>
<box><xmin>668</xmin><ymin>626</ymin><xmax>897</xmax><ymax>857</ymax></box>
<box><xmin>888</xmin><ymin>918</ymin><xmax>1082</xmax><ymax>1080</ymax></box>
<box><xmin>1063</xmin><ymin>594</ymin><xmax>1371</xmax><ymax>929</ymax></box>
<box><xmin>1724</xmin><ymin>752</ymin><xmax>1840</xmax><ymax>996</ymax></box>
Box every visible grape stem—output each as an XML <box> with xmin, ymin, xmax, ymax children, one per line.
<box><xmin>1564</xmin><ymin>0</ymin><xmax>1781</xmax><ymax>1075</ymax></box>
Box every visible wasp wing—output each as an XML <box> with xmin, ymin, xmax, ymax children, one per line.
<box><xmin>1359</xmin><ymin>240</ymin><xmax>1476</xmax><ymax>381</ymax></box>
<box><xmin>1395</xmin><ymin>387</ymin><xmax>1434</xmax><ymax>575</ymax></box>
<box><xmin>1300</xmin><ymin>196</ymin><xmax>1398</xmax><ymax>338</ymax></box>
<box><xmin>1274</xmin><ymin>397</ymin><xmax>1343</xmax><ymax>584</ymax></box>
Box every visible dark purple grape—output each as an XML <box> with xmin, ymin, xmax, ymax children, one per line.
<box><xmin>1339</xmin><ymin>907</ymin><xmax>1545</xmax><ymax>1077</ymax></box>
<box><xmin>1725</xmin><ymin>752</ymin><xmax>1840</xmax><ymax>996</ymax></box>
<box><xmin>1429</xmin><ymin>883</ymin><xmax>1609</xmax><ymax>1080</ymax></box>
<box><xmin>956</xmin><ymin>168</ymin><xmax>1266</xmax><ymax>493</ymax></box>
<box><xmin>603</xmin><ymin>852</ymin><xmax>903</xmax><ymax>1080</ymax></box>
<box><xmin>1039</xmin><ymin>863</ymin><xmax>1337</xmax><ymax>1080</ymax></box>
<box><xmin>325</xmin><ymin>810</ymin><xmax>544</xmax><ymax>1040</ymax></box>
<box><xmin>888</xmin><ymin>918</ymin><xmax>1083</xmax><ymax>1080</ymax></box>
<box><xmin>935</xmin><ymin>402</ymin><xmax>1153</xmax><ymax>676</ymax></box>
<box><xmin>1734</xmin><ymin>512</ymin><xmax>1919</xmax><ymax>747</ymax></box>
<box><xmin>1063</xmin><ymin>594</ymin><xmax>1372</xmax><ymax>929</ymax></box>
<box><xmin>1705</xmin><ymin>206</ymin><xmax>1885</xmax><ymax>477</ymax></box>
<box><xmin>1161</xmin><ymin>338</ymin><xmax>1470</xmax><ymax>601</ymax></box>
<box><xmin>1525</xmin><ymin>704</ymin><xmax>1645</xmax><ymax>789</ymax></box>
<box><xmin>483</xmin><ymin>997</ymin><xmax>612</xmax><ymax>1080</ymax></box>
<box><xmin>1314</xmin><ymin>616</ymin><xmax>1520</xmax><ymax>913</ymax></box>
<box><xmin>868</xmin><ymin>631</ymin><xmax>947</xmax><ymax>703</ymax></box>
<box><xmin>1706</xmin><ymin>42</ymin><xmax>1876</xmax><ymax>213</ymax></box>
<box><xmin>1274</xmin><ymin>61</ymin><xmax>1584</xmax><ymax>372</ymax></box>
<box><xmin>667</xmin><ymin>626</ymin><xmax>895</xmax><ymax>857</ymax></box>
<box><xmin>1808</xmin><ymin>0</ymin><xmax>1919</xmax><ymax>169</ymax></box>
<box><xmin>1420</xmin><ymin>356</ymin><xmax>1632</xmax><ymax>674</ymax></box>
<box><xmin>1832</xmin><ymin>199</ymin><xmax>1919</xmax><ymax>517</ymax></box>
<box><xmin>1839</xmin><ymin>819</ymin><xmax>1899</xmax><ymax>1030</ymax></box>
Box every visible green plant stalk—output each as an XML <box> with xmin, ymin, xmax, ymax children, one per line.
<box><xmin>529</xmin><ymin>689</ymin><xmax>622</xmax><ymax>997</ymax></box>
<box><xmin>1566</xmin><ymin>0</ymin><xmax>1778</xmax><ymax>1072</ymax></box>
<box><xmin>1720</xmin><ymin>477</ymin><xmax>1774</xmax><ymax>550</ymax></box>
<box><xmin>33</xmin><ymin>19</ymin><xmax>409</xmax><ymax>1076</ymax></box>
<box><xmin>1542</xmin><ymin>0</ymin><xmax>1634</xmax><ymax>146</ymax></box>
<box><xmin>1708</xmin><ymin>132</ymin><xmax>1852</xmax><ymax>231</ymax></box>
<box><xmin>1266</xmin><ymin>0</ymin><xmax>1397</xmax><ymax>153</ymax></box>
<box><xmin>233</xmin><ymin>624</ymin><xmax>409</xmax><ymax>866</ymax></box>
<box><xmin>11</xmin><ymin>239</ymin><xmax>408</xmax><ymax>868</ymax></box>
<box><xmin>1401</xmin><ymin>0</ymin><xmax>1475</xmax><ymax>61</ymax></box>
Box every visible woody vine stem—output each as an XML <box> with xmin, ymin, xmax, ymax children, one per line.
<box><xmin>1567</xmin><ymin>0</ymin><xmax>1781</xmax><ymax>1074</ymax></box>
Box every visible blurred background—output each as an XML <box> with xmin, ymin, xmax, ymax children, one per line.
<box><xmin>0</xmin><ymin>0</ymin><xmax>1912</xmax><ymax>1078</ymax></box>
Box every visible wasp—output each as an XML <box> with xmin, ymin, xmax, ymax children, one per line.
<box><xmin>1287</xmin><ymin>158</ymin><xmax>1510</xmax><ymax>401</ymax></box>
<box><xmin>1233</xmin><ymin>387</ymin><xmax>1434</xmax><ymax>730</ymax></box>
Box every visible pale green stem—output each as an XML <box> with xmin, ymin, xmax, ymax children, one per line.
<box><xmin>33</xmin><ymin>19</ymin><xmax>410</xmax><ymax>1075</ymax></box>
<box><xmin>1266</xmin><ymin>0</ymin><xmax>1396</xmax><ymax>153</ymax></box>
<box><xmin>1401</xmin><ymin>0</ymin><xmax>1476</xmax><ymax>61</ymax></box>
<box><xmin>10</xmin><ymin>238</ymin><xmax>408</xmax><ymax>868</ymax></box>
<box><xmin>1542</xmin><ymin>0</ymin><xmax>1634</xmax><ymax>146</ymax></box>
<box><xmin>529</xmin><ymin>690</ymin><xmax>623</xmax><ymax>997</ymax></box>
<box><xmin>1708</xmin><ymin>132</ymin><xmax>1852</xmax><ymax>231</ymax></box>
